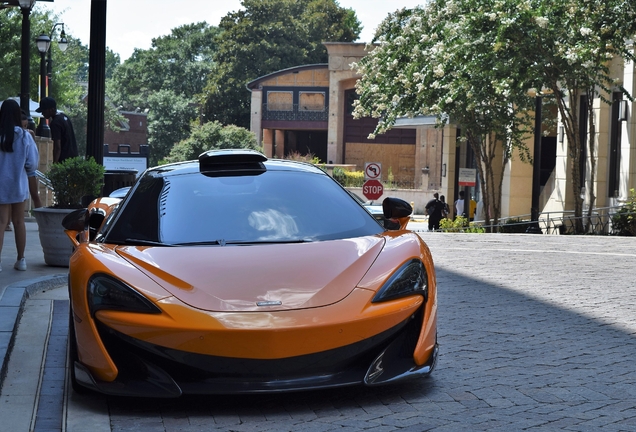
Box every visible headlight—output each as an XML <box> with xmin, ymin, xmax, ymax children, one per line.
<box><xmin>372</xmin><ymin>259</ymin><xmax>428</xmax><ymax>303</ymax></box>
<box><xmin>88</xmin><ymin>274</ymin><xmax>161</xmax><ymax>316</ymax></box>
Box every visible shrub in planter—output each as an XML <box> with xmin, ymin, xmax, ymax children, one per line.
<box><xmin>439</xmin><ymin>216</ymin><xmax>485</xmax><ymax>233</ymax></box>
<box><xmin>47</xmin><ymin>156</ymin><xmax>105</xmax><ymax>208</ymax></box>
<box><xmin>332</xmin><ymin>167</ymin><xmax>347</xmax><ymax>186</ymax></box>
<box><xmin>612</xmin><ymin>189</ymin><xmax>636</xmax><ymax>236</ymax></box>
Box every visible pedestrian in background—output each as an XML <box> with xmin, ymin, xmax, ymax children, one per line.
<box><xmin>455</xmin><ymin>190</ymin><xmax>465</xmax><ymax>218</ymax></box>
<box><xmin>0</xmin><ymin>99</ymin><xmax>40</xmax><ymax>272</ymax></box>
<box><xmin>5</xmin><ymin>111</ymin><xmax>41</xmax><ymax>233</ymax></box>
<box><xmin>469</xmin><ymin>195</ymin><xmax>477</xmax><ymax>221</ymax></box>
<box><xmin>35</xmin><ymin>97</ymin><xmax>78</xmax><ymax>163</ymax></box>
<box><xmin>440</xmin><ymin>195</ymin><xmax>450</xmax><ymax>219</ymax></box>
<box><xmin>425</xmin><ymin>192</ymin><xmax>444</xmax><ymax>231</ymax></box>
<box><xmin>22</xmin><ymin>110</ymin><xmax>42</xmax><ymax>209</ymax></box>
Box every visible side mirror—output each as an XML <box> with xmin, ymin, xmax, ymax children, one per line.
<box><xmin>382</xmin><ymin>197</ymin><xmax>412</xmax><ymax>219</ymax></box>
<box><xmin>382</xmin><ymin>198</ymin><xmax>412</xmax><ymax>230</ymax></box>
<box><xmin>62</xmin><ymin>208</ymin><xmax>88</xmax><ymax>231</ymax></box>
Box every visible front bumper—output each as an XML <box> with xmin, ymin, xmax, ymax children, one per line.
<box><xmin>73</xmin><ymin>307</ymin><xmax>437</xmax><ymax>397</ymax></box>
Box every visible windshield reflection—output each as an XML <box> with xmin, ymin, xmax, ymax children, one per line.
<box><xmin>248</xmin><ymin>209</ymin><xmax>299</xmax><ymax>240</ymax></box>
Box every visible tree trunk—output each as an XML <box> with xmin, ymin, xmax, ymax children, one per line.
<box><xmin>554</xmin><ymin>88</ymin><xmax>584</xmax><ymax>233</ymax></box>
<box><xmin>585</xmin><ymin>92</ymin><xmax>597</xmax><ymax>233</ymax></box>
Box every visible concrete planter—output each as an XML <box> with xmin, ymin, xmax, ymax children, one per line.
<box><xmin>33</xmin><ymin>207</ymin><xmax>76</xmax><ymax>267</ymax></box>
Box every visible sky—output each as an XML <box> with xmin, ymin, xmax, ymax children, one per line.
<box><xmin>37</xmin><ymin>0</ymin><xmax>424</xmax><ymax>61</ymax></box>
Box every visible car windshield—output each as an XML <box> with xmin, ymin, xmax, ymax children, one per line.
<box><xmin>104</xmin><ymin>168</ymin><xmax>383</xmax><ymax>245</ymax></box>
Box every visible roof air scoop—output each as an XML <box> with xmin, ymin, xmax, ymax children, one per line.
<box><xmin>198</xmin><ymin>149</ymin><xmax>268</xmax><ymax>176</ymax></box>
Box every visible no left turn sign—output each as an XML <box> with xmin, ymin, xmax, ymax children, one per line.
<box><xmin>364</xmin><ymin>162</ymin><xmax>382</xmax><ymax>180</ymax></box>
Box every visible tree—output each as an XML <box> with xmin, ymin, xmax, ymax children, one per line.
<box><xmin>146</xmin><ymin>90</ymin><xmax>197</xmax><ymax>167</ymax></box>
<box><xmin>523</xmin><ymin>0</ymin><xmax>636</xmax><ymax>232</ymax></box>
<box><xmin>107</xmin><ymin>22</ymin><xmax>219</xmax><ymax>112</ymax></box>
<box><xmin>203</xmin><ymin>0</ymin><xmax>361</xmax><ymax>128</ymax></box>
<box><xmin>353</xmin><ymin>3</ymin><xmax>540</xmax><ymax>229</ymax></box>
<box><xmin>354</xmin><ymin>0</ymin><xmax>636</xmax><ymax>232</ymax></box>
<box><xmin>164</xmin><ymin>121</ymin><xmax>259</xmax><ymax>164</ymax></box>
<box><xmin>107</xmin><ymin>22</ymin><xmax>218</xmax><ymax>164</ymax></box>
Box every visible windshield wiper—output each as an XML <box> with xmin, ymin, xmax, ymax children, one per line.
<box><xmin>173</xmin><ymin>239</ymin><xmax>313</xmax><ymax>246</ymax></box>
<box><xmin>122</xmin><ymin>238</ymin><xmax>176</xmax><ymax>247</ymax></box>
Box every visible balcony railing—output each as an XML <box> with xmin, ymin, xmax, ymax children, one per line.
<box><xmin>262</xmin><ymin>103</ymin><xmax>328</xmax><ymax>122</ymax></box>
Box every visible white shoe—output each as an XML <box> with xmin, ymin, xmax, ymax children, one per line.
<box><xmin>14</xmin><ymin>258</ymin><xmax>26</xmax><ymax>271</ymax></box>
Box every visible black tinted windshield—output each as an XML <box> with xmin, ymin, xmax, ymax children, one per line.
<box><xmin>105</xmin><ymin>168</ymin><xmax>383</xmax><ymax>245</ymax></box>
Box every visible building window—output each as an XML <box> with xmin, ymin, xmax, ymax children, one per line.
<box><xmin>299</xmin><ymin>92</ymin><xmax>325</xmax><ymax>111</ymax></box>
<box><xmin>608</xmin><ymin>92</ymin><xmax>622</xmax><ymax>197</ymax></box>
<box><xmin>267</xmin><ymin>91</ymin><xmax>293</xmax><ymax>111</ymax></box>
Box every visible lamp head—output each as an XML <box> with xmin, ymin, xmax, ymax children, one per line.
<box><xmin>36</xmin><ymin>34</ymin><xmax>51</xmax><ymax>54</ymax></box>
<box><xmin>58</xmin><ymin>27</ymin><xmax>68</xmax><ymax>52</ymax></box>
<box><xmin>17</xmin><ymin>0</ymin><xmax>35</xmax><ymax>9</ymax></box>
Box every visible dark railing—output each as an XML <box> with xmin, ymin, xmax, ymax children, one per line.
<box><xmin>262</xmin><ymin>103</ymin><xmax>328</xmax><ymax>122</ymax></box>
<box><xmin>467</xmin><ymin>207</ymin><xmax>625</xmax><ymax>235</ymax></box>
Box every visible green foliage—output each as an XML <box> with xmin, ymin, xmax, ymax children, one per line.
<box><xmin>611</xmin><ymin>189</ymin><xmax>636</xmax><ymax>236</ymax></box>
<box><xmin>344</xmin><ymin>171</ymin><xmax>364</xmax><ymax>187</ymax></box>
<box><xmin>107</xmin><ymin>22</ymin><xmax>218</xmax><ymax>113</ymax></box>
<box><xmin>386</xmin><ymin>167</ymin><xmax>395</xmax><ymax>189</ymax></box>
<box><xmin>203</xmin><ymin>0</ymin><xmax>361</xmax><ymax>127</ymax></box>
<box><xmin>332</xmin><ymin>167</ymin><xmax>347</xmax><ymax>185</ymax></box>
<box><xmin>439</xmin><ymin>216</ymin><xmax>484</xmax><ymax>233</ymax></box>
<box><xmin>146</xmin><ymin>90</ymin><xmax>197</xmax><ymax>167</ymax></box>
<box><xmin>164</xmin><ymin>121</ymin><xmax>259</xmax><ymax>164</ymax></box>
<box><xmin>106</xmin><ymin>22</ymin><xmax>218</xmax><ymax>166</ymax></box>
<box><xmin>353</xmin><ymin>0</ymin><xmax>636</xmax><ymax>229</ymax></box>
<box><xmin>0</xmin><ymin>8</ymin><xmax>114</xmax><ymax>112</ymax></box>
<box><xmin>47</xmin><ymin>157</ymin><xmax>105</xmax><ymax>208</ymax></box>
<box><xmin>331</xmin><ymin>168</ymin><xmax>364</xmax><ymax>187</ymax></box>
<box><xmin>285</xmin><ymin>151</ymin><xmax>322</xmax><ymax>165</ymax></box>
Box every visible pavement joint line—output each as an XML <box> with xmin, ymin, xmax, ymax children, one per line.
<box><xmin>30</xmin><ymin>299</ymin><xmax>54</xmax><ymax>432</ymax></box>
<box><xmin>430</xmin><ymin>247</ymin><xmax>636</xmax><ymax>257</ymax></box>
<box><xmin>33</xmin><ymin>300</ymin><xmax>68</xmax><ymax>432</ymax></box>
<box><xmin>0</xmin><ymin>274</ymin><xmax>67</xmax><ymax>390</ymax></box>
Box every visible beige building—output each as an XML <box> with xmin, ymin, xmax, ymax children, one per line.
<box><xmin>247</xmin><ymin>43</ymin><xmax>443</xmax><ymax>191</ymax></box>
<box><xmin>248</xmin><ymin>42</ymin><xmax>636</xmax><ymax>226</ymax></box>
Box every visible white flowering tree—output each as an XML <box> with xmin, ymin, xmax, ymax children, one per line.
<box><xmin>524</xmin><ymin>0</ymin><xmax>636</xmax><ymax>232</ymax></box>
<box><xmin>354</xmin><ymin>0</ymin><xmax>636</xmax><ymax>232</ymax></box>
<box><xmin>353</xmin><ymin>1</ymin><xmax>541</xmax><ymax>229</ymax></box>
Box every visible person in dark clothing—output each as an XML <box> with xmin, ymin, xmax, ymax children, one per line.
<box><xmin>425</xmin><ymin>192</ymin><xmax>444</xmax><ymax>231</ymax></box>
<box><xmin>35</xmin><ymin>97</ymin><xmax>78</xmax><ymax>163</ymax></box>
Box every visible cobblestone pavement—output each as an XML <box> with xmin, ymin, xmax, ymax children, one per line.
<box><xmin>8</xmin><ymin>233</ymin><xmax>636</xmax><ymax>431</ymax></box>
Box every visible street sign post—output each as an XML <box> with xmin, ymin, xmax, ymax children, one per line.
<box><xmin>363</xmin><ymin>179</ymin><xmax>384</xmax><ymax>201</ymax></box>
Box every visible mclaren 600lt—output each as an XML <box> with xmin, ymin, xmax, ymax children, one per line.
<box><xmin>63</xmin><ymin>149</ymin><xmax>438</xmax><ymax>397</ymax></box>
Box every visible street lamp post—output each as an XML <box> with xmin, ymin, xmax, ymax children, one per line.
<box><xmin>18</xmin><ymin>0</ymin><xmax>37</xmax><ymax>130</ymax></box>
<box><xmin>35</xmin><ymin>34</ymin><xmax>51</xmax><ymax>137</ymax></box>
<box><xmin>47</xmin><ymin>23</ymin><xmax>68</xmax><ymax>92</ymax></box>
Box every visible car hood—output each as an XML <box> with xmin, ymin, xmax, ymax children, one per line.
<box><xmin>115</xmin><ymin>237</ymin><xmax>385</xmax><ymax>312</ymax></box>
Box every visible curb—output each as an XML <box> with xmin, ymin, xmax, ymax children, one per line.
<box><xmin>0</xmin><ymin>274</ymin><xmax>67</xmax><ymax>389</ymax></box>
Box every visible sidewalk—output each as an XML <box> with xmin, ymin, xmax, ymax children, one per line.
<box><xmin>0</xmin><ymin>220</ymin><xmax>67</xmax><ymax>387</ymax></box>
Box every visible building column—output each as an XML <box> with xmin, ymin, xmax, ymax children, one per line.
<box><xmin>250</xmin><ymin>89</ymin><xmax>263</xmax><ymax>146</ymax></box>
<box><xmin>262</xmin><ymin>129</ymin><xmax>273</xmax><ymax>158</ymax></box>
<box><xmin>274</xmin><ymin>130</ymin><xmax>285</xmax><ymax>158</ymax></box>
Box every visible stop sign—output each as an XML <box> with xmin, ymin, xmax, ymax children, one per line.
<box><xmin>363</xmin><ymin>179</ymin><xmax>384</xmax><ymax>200</ymax></box>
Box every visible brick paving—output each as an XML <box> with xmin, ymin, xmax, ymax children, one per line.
<box><xmin>87</xmin><ymin>234</ymin><xmax>636</xmax><ymax>431</ymax></box>
<box><xmin>5</xmin><ymin>232</ymin><xmax>636</xmax><ymax>431</ymax></box>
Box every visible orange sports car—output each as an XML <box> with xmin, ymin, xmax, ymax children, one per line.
<box><xmin>63</xmin><ymin>149</ymin><xmax>438</xmax><ymax>397</ymax></box>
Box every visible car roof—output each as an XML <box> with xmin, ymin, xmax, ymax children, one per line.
<box><xmin>147</xmin><ymin>151</ymin><xmax>326</xmax><ymax>178</ymax></box>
